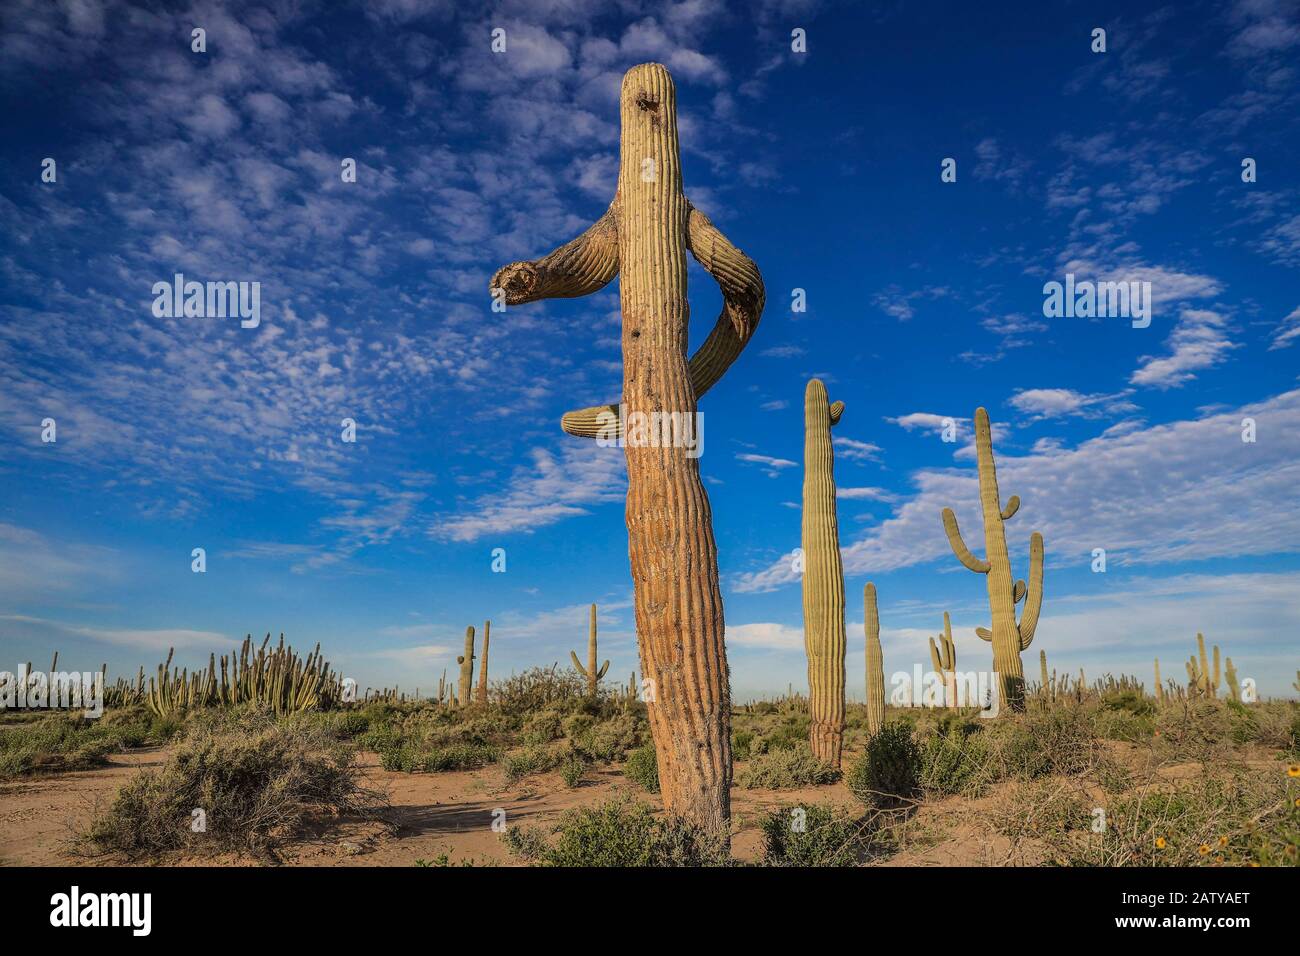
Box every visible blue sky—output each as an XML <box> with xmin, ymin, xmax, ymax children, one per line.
<box><xmin>2</xmin><ymin>0</ymin><xmax>1298</xmax><ymax>700</ymax></box>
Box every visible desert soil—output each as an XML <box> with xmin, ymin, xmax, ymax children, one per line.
<box><xmin>0</xmin><ymin>747</ymin><xmax>881</xmax><ymax>866</ymax></box>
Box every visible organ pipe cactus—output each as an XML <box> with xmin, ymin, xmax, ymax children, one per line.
<box><xmin>941</xmin><ymin>407</ymin><xmax>1044</xmax><ymax>711</ymax></box>
<box><xmin>1225</xmin><ymin>657</ymin><xmax>1240</xmax><ymax>703</ymax></box>
<box><xmin>928</xmin><ymin>612</ymin><xmax>958</xmax><ymax>709</ymax></box>
<box><xmin>801</xmin><ymin>379</ymin><xmax>847</xmax><ymax>767</ymax></box>
<box><xmin>457</xmin><ymin>626</ymin><xmax>476</xmax><ymax>709</ymax></box>
<box><xmin>571</xmin><ymin>603</ymin><xmax>610</xmax><ymax>698</ymax></box>
<box><xmin>490</xmin><ymin>64</ymin><xmax>763</xmax><ymax>839</ymax></box>
<box><xmin>476</xmin><ymin>620</ymin><xmax>491</xmax><ymax>704</ymax></box>
<box><xmin>864</xmin><ymin>583</ymin><xmax>885</xmax><ymax>737</ymax></box>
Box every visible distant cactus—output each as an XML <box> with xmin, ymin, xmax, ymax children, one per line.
<box><xmin>475</xmin><ymin>620</ymin><xmax>491</xmax><ymax>704</ymax></box>
<box><xmin>457</xmin><ymin>626</ymin><xmax>476</xmax><ymax>708</ymax></box>
<box><xmin>1293</xmin><ymin>670</ymin><xmax>1300</xmax><ymax>694</ymax></box>
<box><xmin>928</xmin><ymin>612</ymin><xmax>957</xmax><ymax>709</ymax></box>
<box><xmin>571</xmin><ymin>603</ymin><xmax>610</xmax><ymax>698</ymax></box>
<box><xmin>1154</xmin><ymin>658</ymin><xmax>1163</xmax><ymax>702</ymax></box>
<box><xmin>801</xmin><ymin>379</ymin><xmax>847</xmax><ymax>767</ymax></box>
<box><xmin>864</xmin><ymin>583</ymin><xmax>884</xmax><ymax>736</ymax></box>
<box><xmin>1039</xmin><ymin>649</ymin><xmax>1049</xmax><ymax>699</ymax></box>
<box><xmin>1225</xmin><ymin>657</ymin><xmax>1240</xmax><ymax>703</ymax></box>
<box><xmin>941</xmin><ymin>408</ymin><xmax>1044</xmax><ymax>711</ymax></box>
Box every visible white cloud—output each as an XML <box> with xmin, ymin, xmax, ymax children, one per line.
<box><xmin>833</xmin><ymin>437</ymin><xmax>882</xmax><ymax>462</ymax></box>
<box><xmin>1269</xmin><ymin>305</ymin><xmax>1300</xmax><ymax>350</ymax></box>
<box><xmin>1009</xmin><ymin>388</ymin><xmax>1136</xmax><ymax>420</ymax></box>
<box><xmin>1130</xmin><ymin>308</ymin><xmax>1238</xmax><ymax>388</ymax></box>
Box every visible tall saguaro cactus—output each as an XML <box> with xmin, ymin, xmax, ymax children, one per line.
<box><xmin>929</xmin><ymin>612</ymin><xmax>958</xmax><ymax>709</ymax></box>
<box><xmin>571</xmin><ymin>603</ymin><xmax>610</xmax><ymax>698</ymax></box>
<box><xmin>801</xmin><ymin>379</ymin><xmax>847</xmax><ymax>767</ymax></box>
<box><xmin>490</xmin><ymin>64</ymin><xmax>763</xmax><ymax>838</ymax></box>
<box><xmin>864</xmin><ymin>583</ymin><xmax>885</xmax><ymax>736</ymax></box>
<box><xmin>457</xmin><ymin>626</ymin><xmax>475</xmax><ymax>709</ymax></box>
<box><xmin>941</xmin><ymin>408</ymin><xmax>1044</xmax><ymax>711</ymax></box>
<box><xmin>475</xmin><ymin>620</ymin><xmax>491</xmax><ymax>704</ymax></box>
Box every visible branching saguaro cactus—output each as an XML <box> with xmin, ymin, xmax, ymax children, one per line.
<box><xmin>490</xmin><ymin>63</ymin><xmax>763</xmax><ymax>838</ymax></box>
<box><xmin>929</xmin><ymin>612</ymin><xmax>958</xmax><ymax>709</ymax></box>
<box><xmin>476</xmin><ymin>620</ymin><xmax>491</xmax><ymax>704</ymax></box>
<box><xmin>941</xmin><ymin>408</ymin><xmax>1044</xmax><ymax>711</ymax></box>
<box><xmin>571</xmin><ymin>603</ymin><xmax>610</xmax><ymax>698</ymax></box>
<box><xmin>864</xmin><ymin>583</ymin><xmax>885</xmax><ymax>737</ymax></box>
<box><xmin>457</xmin><ymin>626</ymin><xmax>476</xmax><ymax>709</ymax></box>
<box><xmin>801</xmin><ymin>379</ymin><xmax>847</xmax><ymax>767</ymax></box>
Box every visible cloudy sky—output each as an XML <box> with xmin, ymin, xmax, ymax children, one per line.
<box><xmin>2</xmin><ymin>0</ymin><xmax>1298</xmax><ymax>699</ymax></box>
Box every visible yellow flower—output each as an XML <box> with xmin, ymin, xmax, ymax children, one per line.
<box><xmin>1198</xmin><ymin>844</ymin><xmax>1211</xmax><ymax>855</ymax></box>
<box><xmin>1287</xmin><ymin>765</ymin><xmax>1300</xmax><ymax>778</ymax></box>
<box><xmin>1155</xmin><ymin>836</ymin><xmax>1167</xmax><ymax>849</ymax></box>
<box><xmin>1218</xmin><ymin>835</ymin><xmax>1229</xmax><ymax>847</ymax></box>
<box><xmin>1293</xmin><ymin>797</ymin><xmax>1300</xmax><ymax>809</ymax></box>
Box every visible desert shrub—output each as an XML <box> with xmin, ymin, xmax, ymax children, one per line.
<box><xmin>1065</xmin><ymin>768</ymin><xmax>1299</xmax><ymax>867</ymax></box>
<box><xmin>761</xmin><ymin>714</ymin><xmax>811</xmax><ymax>752</ymax></box>
<box><xmin>919</xmin><ymin>722</ymin><xmax>996</xmax><ymax>797</ymax></box>
<box><xmin>737</xmin><ymin>744</ymin><xmax>839</xmax><ymax>789</ymax></box>
<box><xmin>560</xmin><ymin>754</ymin><xmax>587</xmax><ymax>788</ymax></box>
<box><xmin>750</xmin><ymin>701</ymin><xmax>777</xmax><ymax>716</ymax></box>
<box><xmin>84</xmin><ymin>712</ymin><xmax>382</xmax><ymax>857</ymax></box>
<box><xmin>573</xmin><ymin>714</ymin><xmax>642</xmax><ymax>762</ymax></box>
<box><xmin>359</xmin><ymin>724</ymin><xmax>402</xmax><ymax>753</ymax></box>
<box><xmin>732</xmin><ymin>729</ymin><xmax>755</xmax><ymax>760</ymax></box>
<box><xmin>0</xmin><ymin>712</ymin><xmax>161</xmax><ymax>780</ymax></box>
<box><xmin>521</xmin><ymin>708</ymin><xmax>564</xmax><ymax>746</ymax></box>
<box><xmin>623</xmin><ymin>743</ymin><xmax>660</xmax><ymax>793</ymax></box>
<box><xmin>999</xmin><ymin>707</ymin><xmax>1097</xmax><ymax>778</ymax></box>
<box><xmin>500</xmin><ymin>744</ymin><xmax>565</xmax><ymax>783</ymax></box>
<box><xmin>849</xmin><ymin>721</ymin><xmax>920</xmax><ymax>808</ymax></box>
<box><xmin>1153</xmin><ymin>700</ymin><xmax>1236</xmax><ymax>761</ymax></box>
<box><xmin>1101</xmin><ymin>689</ymin><xmax>1156</xmax><ymax>717</ymax></box>
<box><xmin>760</xmin><ymin>804</ymin><xmax>871</xmax><ymax>866</ymax></box>
<box><xmin>493</xmin><ymin>667</ymin><xmax>587</xmax><ymax>715</ymax></box>
<box><xmin>503</xmin><ymin>798</ymin><xmax>728</xmax><ymax>867</ymax></box>
<box><xmin>562</xmin><ymin>712</ymin><xmax>597</xmax><ymax>740</ymax></box>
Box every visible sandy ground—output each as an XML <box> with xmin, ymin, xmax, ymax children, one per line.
<box><xmin>0</xmin><ymin>747</ymin><xmax>869</xmax><ymax>867</ymax></box>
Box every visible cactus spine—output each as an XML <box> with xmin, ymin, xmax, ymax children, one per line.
<box><xmin>457</xmin><ymin>626</ymin><xmax>476</xmax><ymax>708</ymax></box>
<box><xmin>864</xmin><ymin>583</ymin><xmax>885</xmax><ymax>737</ymax></box>
<box><xmin>475</xmin><ymin>620</ymin><xmax>491</xmax><ymax>704</ymax></box>
<box><xmin>928</xmin><ymin>612</ymin><xmax>958</xmax><ymax>709</ymax></box>
<box><xmin>941</xmin><ymin>407</ymin><xmax>1044</xmax><ymax>711</ymax></box>
<box><xmin>571</xmin><ymin>603</ymin><xmax>610</xmax><ymax>698</ymax></box>
<box><xmin>490</xmin><ymin>63</ymin><xmax>763</xmax><ymax>840</ymax></box>
<box><xmin>801</xmin><ymin>379</ymin><xmax>847</xmax><ymax>768</ymax></box>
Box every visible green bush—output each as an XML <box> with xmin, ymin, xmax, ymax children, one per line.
<box><xmin>732</xmin><ymin>729</ymin><xmax>755</xmax><ymax>760</ymax></box>
<box><xmin>560</xmin><ymin>754</ymin><xmax>587</xmax><ymax>788</ymax></box>
<box><xmin>760</xmin><ymin>804</ymin><xmax>869</xmax><ymax>866</ymax></box>
<box><xmin>504</xmin><ymin>798</ymin><xmax>728</xmax><ymax>867</ymax></box>
<box><xmin>919</xmin><ymin>723</ymin><xmax>995</xmax><ymax>797</ymax></box>
<box><xmin>848</xmin><ymin>721</ymin><xmax>920</xmax><ymax>808</ymax></box>
<box><xmin>737</xmin><ymin>744</ymin><xmax>839</xmax><ymax>789</ymax></box>
<box><xmin>623</xmin><ymin>743</ymin><xmax>660</xmax><ymax>793</ymax></box>
<box><xmin>501</xmin><ymin>744</ymin><xmax>565</xmax><ymax>783</ymax></box>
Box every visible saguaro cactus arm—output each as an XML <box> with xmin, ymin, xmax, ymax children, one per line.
<box><xmin>490</xmin><ymin>204</ymin><xmax>619</xmax><ymax>304</ymax></box>
<box><xmin>557</xmin><ymin>203</ymin><xmax>765</xmax><ymax>438</ymax></box>
<box><xmin>942</xmin><ymin>508</ymin><xmax>991</xmax><ymax>574</ymax></box>
<box><xmin>1017</xmin><ymin>532</ymin><xmax>1044</xmax><ymax>650</ymax></box>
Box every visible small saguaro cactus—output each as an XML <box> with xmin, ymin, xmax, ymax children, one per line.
<box><xmin>1154</xmin><ymin>658</ymin><xmax>1164</xmax><ymax>703</ymax></box>
<box><xmin>490</xmin><ymin>63</ymin><xmax>763</xmax><ymax>839</ymax></box>
<box><xmin>864</xmin><ymin>583</ymin><xmax>885</xmax><ymax>736</ymax></box>
<box><xmin>941</xmin><ymin>407</ymin><xmax>1044</xmax><ymax>711</ymax></box>
<box><xmin>1293</xmin><ymin>670</ymin><xmax>1299</xmax><ymax>694</ymax></box>
<box><xmin>801</xmin><ymin>379</ymin><xmax>847</xmax><ymax>768</ymax></box>
<box><xmin>476</xmin><ymin>620</ymin><xmax>491</xmax><ymax>704</ymax></box>
<box><xmin>928</xmin><ymin>613</ymin><xmax>958</xmax><ymax>709</ymax></box>
<box><xmin>571</xmin><ymin>603</ymin><xmax>610</xmax><ymax>698</ymax></box>
<box><xmin>1039</xmin><ymin>649</ymin><xmax>1049</xmax><ymax>700</ymax></box>
<box><xmin>457</xmin><ymin>626</ymin><xmax>476</xmax><ymax>709</ymax></box>
<box><xmin>1189</xmin><ymin>632</ymin><xmax>1221</xmax><ymax>699</ymax></box>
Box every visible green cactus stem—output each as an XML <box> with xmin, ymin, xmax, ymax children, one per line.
<box><xmin>942</xmin><ymin>408</ymin><xmax>1044</xmax><ymax>711</ymax></box>
<box><xmin>571</xmin><ymin>603</ymin><xmax>610</xmax><ymax>698</ymax></box>
<box><xmin>475</xmin><ymin>620</ymin><xmax>491</xmax><ymax>704</ymax></box>
<box><xmin>1154</xmin><ymin>657</ymin><xmax>1163</xmax><ymax>703</ymax></box>
<box><xmin>457</xmin><ymin>626</ymin><xmax>476</xmax><ymax>708</ymax></box>
<box><xmin>928</xmin><ymin>612</ymin><xmax>958</xmax><ymax>708</ymax></box>
<box><xmin>802</xmin><ymin>379</ymin><xmax>847</xmax><ymax>768</ymax></box>
<box><xmin>864</xmin><ymin>583</ymin><xmax>884</xmax><ymax>737</ymax></box>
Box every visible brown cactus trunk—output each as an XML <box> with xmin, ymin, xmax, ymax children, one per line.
<box><xmin>618</xmin><ymin>64</ymin><xmax>732</xmax><ymax>839</ymax></box>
